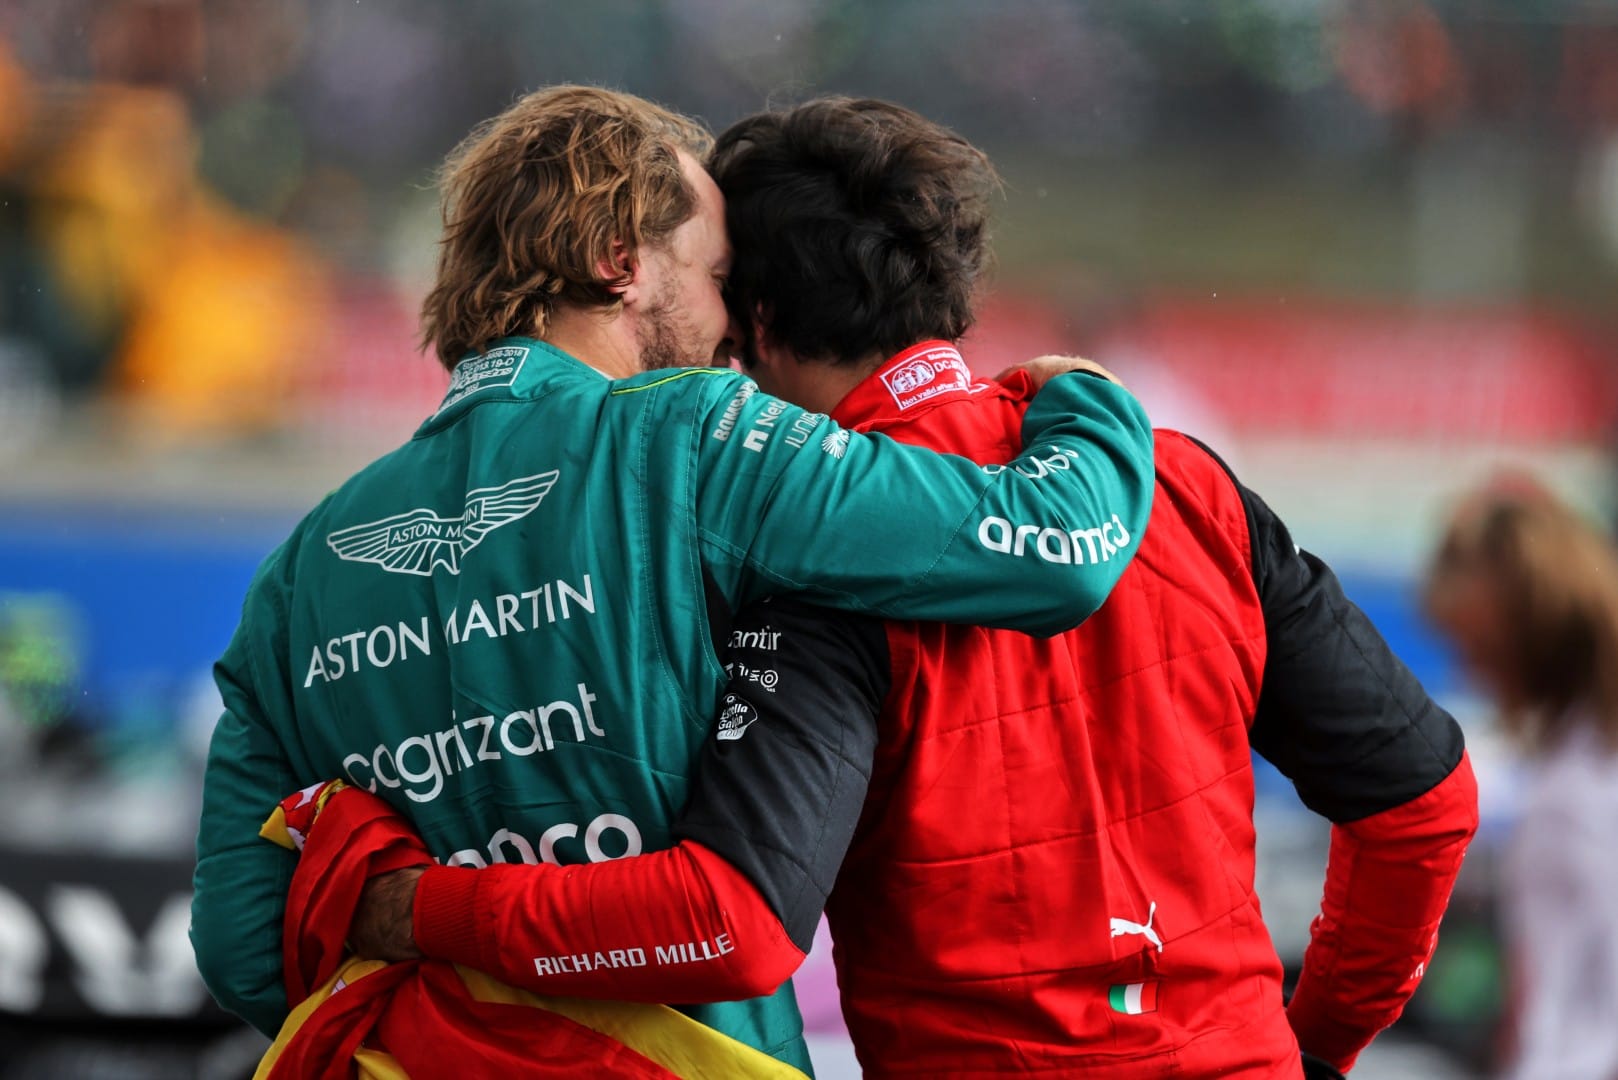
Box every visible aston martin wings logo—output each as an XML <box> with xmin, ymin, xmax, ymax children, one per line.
<box><xmin>326</xmin><ymin>471</ymin><xmax>560</xmax><ymax>576</ymax></box>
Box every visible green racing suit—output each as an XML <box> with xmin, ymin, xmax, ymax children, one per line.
<box><xmin>192</xmin><ymin>338</ymin><xmax>1153</xmax><ymax>1070</ymax></box>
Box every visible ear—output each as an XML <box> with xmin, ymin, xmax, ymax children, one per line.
<box><xmin>597</xmin><ymin>240</ymin><xmax>639</xmax><ymax>303</ymax></box>
<box><xmin>747</xmin><ymin>306</ymin><xmax>791</xmax><ymax>371</ymax></box>
<box><xmin>748</xmin><ymin>306</ymin><xmax>774</xmax><ymax>357</ymax></box>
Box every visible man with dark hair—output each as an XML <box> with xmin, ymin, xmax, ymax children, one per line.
<box><xmin>705</xmin><ymin>98</ymin><xmax>996</xmax><ymax>368</ymax></box>
<box><xmin>365</xmin><ymin>97</ymin><xmax>1479</xmax><ymax>1077</ymax></box>
<box><xmin>190</xmin><ymin>85</ymin><xmax>1157</xmax><ymax>1073</ymax></box>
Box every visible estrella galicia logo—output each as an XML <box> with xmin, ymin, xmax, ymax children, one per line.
<box><xmin>326</xmin><ymin>471</ymin><xmax>559</xmax><ymax>576</ymax></box>
<box><xmin>716</xmin><ymin>694</ymin><xmax>762</xmax><ymax>742</ymax></box>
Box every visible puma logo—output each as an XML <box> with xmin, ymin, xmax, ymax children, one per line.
<box><xmin>1110</xmin><ymin>901</ymin><xmax>1163</xmax><ymax>953</ymax></box>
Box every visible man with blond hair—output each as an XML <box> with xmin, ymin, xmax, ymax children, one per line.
<box><xmin>190</xmin><ymin>85</ymin><xmax>1155</xmax><ymax>1071</ymax></box>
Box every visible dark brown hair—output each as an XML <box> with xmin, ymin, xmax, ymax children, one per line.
<box><xmin>420</xmin><ymin>86</ymin><xmax>712</xmax><ymax>369</ymax></box>
<box><xmin>709</xmin><ymin>97</ymin><xmax>999</xmax><ymax>365</ymax></box>
<box><xmin>1425</xmin><ymin>481</ymin><xmax>1618</xmax><ymax>751</ymax></box>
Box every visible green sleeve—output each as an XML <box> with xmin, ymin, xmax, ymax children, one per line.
<box><xmin>191</xmin><ymin>614</ymin><xmax>297</xmax><ymax>1037</ymax></box>
<box><xmin>692</xmin><ymin>371</ymin><xmax>1154</xmax><ymax>635</ymax></box>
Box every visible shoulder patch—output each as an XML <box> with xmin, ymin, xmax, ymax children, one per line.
<box><xmin>437</xmin><ymin>345</ymin><xmax>530</xmax><ymax>414</ymax></box>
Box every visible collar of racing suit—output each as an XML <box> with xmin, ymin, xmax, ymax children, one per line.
<box><xmin>828</xmin><ymin>340</ymin><xmax>1023</xmax><ymax>430</ymax></box>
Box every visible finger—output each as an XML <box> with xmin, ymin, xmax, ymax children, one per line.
<box><xmin>995</xmin><ymin>354</ymin><xmax>1082</xmax><ymax>382</ymax></box>
<box><xmin>1004</xmin><ymin>355</ymin><xmax>1126</xmax><ymax>391</ymax></box>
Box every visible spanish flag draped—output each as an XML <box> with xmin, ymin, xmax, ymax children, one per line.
<box><xmin>254</xmin><ymin>780</ymin><xmax>807</xmax><ymax>1080</ymax></box>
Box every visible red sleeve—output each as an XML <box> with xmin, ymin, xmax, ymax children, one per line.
<box><xmin>412</xmin><ymin>839</ymin><xmax>805</xmax><ymax>1003</ymax></box>
<box><xmin>1286</xmin><ymin>752</ymin><xmax>1479</xmax><ymax>1073</ymax></box>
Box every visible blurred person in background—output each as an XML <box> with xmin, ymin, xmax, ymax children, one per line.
<box><xmin>356</xmin><ymin>97</ymin><xmax>1479</xmax><ymax>1079</ymax></box>
<box><xmin>1425</xmin><ymin>479</ymin><xmax>1618</xmax><ymax>1080</ymax></box>
<box><xmin>190</xmin><ymin>84</ymin><xmax>1155</xmax><ymax>1075</ymax></box>
<box><xmin>1</xmin><ymin>0</ymin><xmax>328</xmax><ymax>442</ymax></box>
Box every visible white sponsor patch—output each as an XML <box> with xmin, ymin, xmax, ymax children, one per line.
<box><xmin>724</xmin><ymin>661</ymin><xmax>779</xmax><ymax>692</ymax></box>
<box><xmin>326</xmin><ymin>471</ymin><xmax>559</xmax><ymax>576</ymax></box>
<box><xmin>711</xmin><ymin>382</ymin><xmax>758</xmax><ymax>442</ymax></box>
<box><xmin>820</xmin><ymin>429</ymin><xmax>849</xmax><ymax>459</ymax></box>
<box><xmin>1109</xmin><ymin>900</ymin><xmax>1164</xmax><ymax>953</ymax></box>
<box><xmin>716</xmin><ymin>694</ymin><xmax>761</xmax><ymax>741</ymax></box>
<box><xmin>341</xmin><ymin>682</ymin><xmax>607</xmax><ymax>804</ymax></box>
<box><xmin>976</xmin><ymin>512</ymin><xmax>1133</xmax><ymax>565</ymax></box>
<box><xmin>534</xmin><ymin>948</ymin><xmax>649</xmax><ymax>977</ymax></box>
<box><xmin>728</xmin><ymin>625</ymin><xmax>781</xmax><ymax>651</ymax></box>
<box><xmin>442</xmin><ymin>812</ymin><xmax>644</xmax><ymax>870</ymax></box>
<box><xmin>981</xmin><ymin>446</ymin><xmax>1078</xmax><ymax>480</ymax></box>
<box><xmin>879</xmin><ymin>344</ymin><xmax>972</xmax><ymax>411</ymax></box>
<box><xmin>532</xmin><ymin>934</ymin><xmax>733</xmax><ymax>978</ymax></box>
<box><xmin>437</xmin><ymin>345</ymin><xmax>530</xmax><ymax>413</ymax></box>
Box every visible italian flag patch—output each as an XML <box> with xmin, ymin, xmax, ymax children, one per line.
<box><xmin>1108</xmin><ymin>981</ymin><xmax>1159</xmax><ymax>1015</ymax></box>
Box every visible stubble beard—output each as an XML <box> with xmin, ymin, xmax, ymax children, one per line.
<box><xmin>636</xmin><ymin>280</ymin><xmax>705</xmax><ymax>372</ymax></box>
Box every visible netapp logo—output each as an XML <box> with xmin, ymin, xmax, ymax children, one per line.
<box><xmin>976</xmin><ymin>513</ymin><xmax>1133</xmax><ymax>565</ymax></box>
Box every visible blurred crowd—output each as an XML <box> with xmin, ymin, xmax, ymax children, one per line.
<box><xmin>0</xmin><ymin>0</ymin><xmax>1616</xmax><ymax>450</ymax></box>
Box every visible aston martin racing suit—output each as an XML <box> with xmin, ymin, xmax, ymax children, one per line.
<box><xmin>405</xmin><ymin>341</ymin><xmax>1478</xmax><ymax>1077</ymax></box>
<box><xmin>191</xmin><ymin>337</ymin><xmax>1155</xmax><ymax>1072</ymax></box>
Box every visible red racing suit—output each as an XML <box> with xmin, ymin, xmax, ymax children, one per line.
<box><xmin>409</xmin><ymin>342</ymin><xmax>1479</xmax><ymax>1077</ymax></box>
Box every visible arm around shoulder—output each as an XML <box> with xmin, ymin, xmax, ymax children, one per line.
<box><xmin>411</xmin><ymin>595</ymin><xmax>887</xmax><ymax>1004</ymax></box>
<box><xmin>692</xmin><ymin>371</ymin><xmax>1154</xmax><ymax>634</ymax></box>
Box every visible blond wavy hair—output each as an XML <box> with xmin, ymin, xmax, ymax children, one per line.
<box><xmin>419</xmin><ymin>86</ymin><xmax>713</xmax><ymax>368</ymax></box>
<box><xmin>1425</xmin><ymin>479</ymin><xmax>1618</xmax><ymax>752</ymax></box>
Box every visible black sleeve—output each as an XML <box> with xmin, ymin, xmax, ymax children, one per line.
<box><xmin>675</xmin><ymin>595</ymin><xmax>890</xmax><ymax>952</ymax></box>
<box><xmin>1239</xmin><ymin>481</ymin><xmax>1465</xmax><ymax>823</ymax></box>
